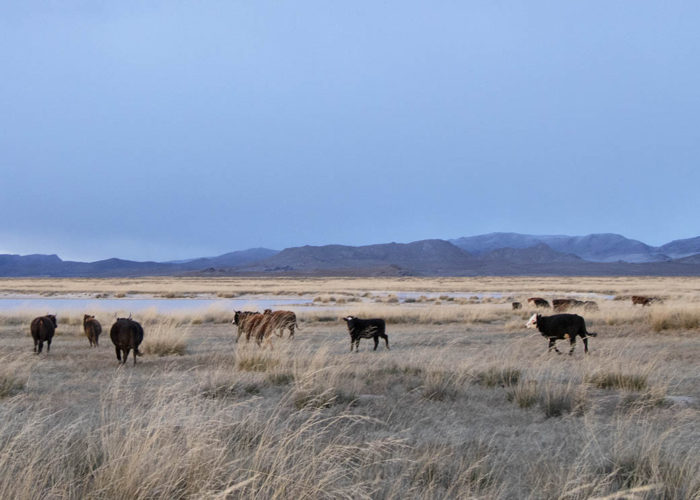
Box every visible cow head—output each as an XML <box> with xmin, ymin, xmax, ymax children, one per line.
<box><xmin>233</xmin><ymin>311</ymin><xmax>241</xmax><ymax>325</ymax></box>
<box><xmin>525</xmin><ymin>313</ymin><xmax>539</xmax><ymax>329</ymax></box>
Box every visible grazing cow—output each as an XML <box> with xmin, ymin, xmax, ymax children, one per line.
<box><xmin>525</xmin><ymin>313</ymin><xmax>597</xmax><ymax>355</ymax></box>
<box><xmin>631</xmin><ymin>295</ymin><xmax>661</xmax><ymax>307</ymax></box>
<box><xmin>552</xmin><ymin>299</ymin><xmax>584</xmax><ymax>312</ymax></box>
<box><xmin>83</xmin><ymin>314</ymin><xmax>102</xmax><ymax>347</ymax></box>
<box><xmin>232</xmin><ymin>310</ymin><xmax>261</xmax><ymax>343</ymax></box>
<box><xmin>583</xmin><ymin>300</ymin><xmax>599</xmax><ymax>312</ymax></box>
<box><xmin>512</xmin><ymin>302</ymin><xmax>522</xmax><ymax>310</ymax></box>
<box><xmin>31</xmin><ymin>314</ymin><xmax>57</xmax><ymax>354</ymax></box>
<box><xmin>527</xmin><ymin>297</ymin><xmax>550</xmax><ymax>308</ymax></box>
<box><xmin>263</xmin><ymin>309</ymin><xmax>298</xmax><ymax>338</ymax></box>
<box><xmin>110</xmin><ymin>317</ymin><xmax>144</xmax><ymax>365</ymax></box>
<box><xmin>342</xmin><ymin>316</ymin><xmax>389</xmax><ymax>352</ymax></box>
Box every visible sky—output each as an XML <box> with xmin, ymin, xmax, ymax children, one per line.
<box><xmin>1</xmin><ymin>1</ymin><xmax>699</xmax><ymax>262</ymax></box>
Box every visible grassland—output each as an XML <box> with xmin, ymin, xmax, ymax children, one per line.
<box><xmin>0</xmin><ymin>277</ymin><xmax>698</xmax><ymax>499</ymax></box>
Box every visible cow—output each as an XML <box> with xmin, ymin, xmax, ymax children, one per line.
<box><xmin>83</xmin><ymin>314</ymin><xmax>102</xmax><ymax>347</ymax></box>
<box><xmin>262</xmin><ymin>309</ymin><xmax>298</xmax><ymax>338</ymax></box>
<box><xmin>110</xmin><ymin>317</ymin><xmax>144</xmax><ymax>365</ymax></box>
<box><xmin>552</xmin><ymin>299</ymin><xmax>584</xmax><ymax>312</ymax></box>
<box><xmin>31</xmin><ymin>314</ymin><xmax>57</xmax><ymax>354</ymax></box>
<box><xmin>583</xmin><ymin>300</ymin><xmax>599</xmax><ymax>311</ymax></box>
<box><xmin>232</xmin><ymin>310</ymin><xmax>261</xmax><ymax>343</ymax></box>
<box><xmin>342</xmin><ymin>316</ymin><xmax>389</xmax><ymax>352</ymax></box>
<box><xmin>512</xmin><ymin>302</ymin><xmax>522</xmax><ymax>310</ymax></box>
<box><xmin>631</xmin><ymin>295</ymin><xmax>661</xmax><ymax>306</ymax></box>
<box><xmin>527</xmin><ymin>297</ymin><xmax>550</xmax><ymax>308</ymax></box>
<box><xmin>525</xmin><ymin>313</ymin><xmax>597</xmax><ymax>355</ymax></box>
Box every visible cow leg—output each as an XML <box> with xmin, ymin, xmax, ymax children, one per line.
<box><xmin>33</xmin><ymin>339</ymin><xmax>38</xmax><ymax>354</ymax></box>
<box><xmin>582</xmin><ymin>337</ymin><xmax>589</xmax><ymax>354</ymax></box>
<box><xmin>289</xmin><ymin>325</ymin><xmax>295</xmax><ymax>339</ymax></box>
<box><xmin>115</xmin><ymin>346</ymin><xmax>122</xmax><ymax>362</ymax></box>
<box><xmin>46</xmin><ymin>339</ymin><xmax>51</xmax><ymax>353</ymax></box>
<box><xmin>383</xmin><ymin>334</ymin><xmax>390</xmax><ymax>350</ymax></box>
<box><xmin>568</xmin><ymin>337</ymin><xmax>576</xmax><ymax>355</ymax></box>
<box><xmin>37</xmin><ymin>341</ymin><xmax>43</xmax><ymax>354</ymax></box>
<box><xmin>373</xmin><ymin>336</ymin><xmax>379</xmax><ymax>351</ymax></box>
<box><xmin>123</xmin><ymin>347</ymin><xmax>130</xmax><ymax>365</ymax></box>
<box><xmin>548</xmin><ymin>339</ymin><xmax>560</xmax><ymax>354</ymax></box>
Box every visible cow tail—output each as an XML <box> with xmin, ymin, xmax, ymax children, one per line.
<box><xmin>588</xmin><ymin>331</ymin><xmax>597</xmax><ymax>337</ymax></box>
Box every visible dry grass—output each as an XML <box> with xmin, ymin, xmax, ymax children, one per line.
<box><xmin>0</xmin><ymin>277</ymin><xmax>698</xmax><ymax>498</ymax></box>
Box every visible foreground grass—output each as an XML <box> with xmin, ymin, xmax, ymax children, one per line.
<box><xmin>0</xmin><ymin>277</ymin><xmax>698</xmax><ymax>498</ymax></box>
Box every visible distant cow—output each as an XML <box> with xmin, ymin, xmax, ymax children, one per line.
<box><xmin>512</xmin><ymin>302</ymin><xmax>522</xmax><ymax>310</ymax></box>
<box><xmin>263</xmin><ymin>309</ymin><xmax>298</xmax><ymax>338</ymax></box>
<box><xmin>552</xmin><ymin>299</ymin><xmax>584</xmax><ymax>312</ymax></box>
<box><xmin>342</xmin><ymin>316</ymin><xmax>389</xmax><ymax>352</ymax></box>
<box><xmin>527</xmin><ymin>297</ymin><xmax>550</xmax><ymax>308</ymax></box>
<box><xmin>31</xmin><ymin>314</ymin><xmax>57</xmax><ymax>354</ymax></box>
<box><xmin>110</xmin><ymin>317</ymin><xmax>144</xmax><ymax>365</ymax></box>
<box><xmin>83</xmin><ymin>314</ymin><xmax>102</xmax><ymax>347</ymax></box>
<box><xmin>583</xmin><ymin>300</ymin><xmax>599</xmax><ymax>312</ymax></box>
<box><xmin>232</xmin><ymin>310</ymin><xmax>261</xmax><ymax>343</ymax></box>
<box><xmin>631</xmin><ymin>295</ymin><xmax>661</xmax><ymax>306</ymax></box>
<box><xmin>526</xmin><ymin>313</ymin><xmax>597</xmax><ymax>355</ymax></box>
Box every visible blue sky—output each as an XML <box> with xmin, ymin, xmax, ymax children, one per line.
<box><xmin>1</xmin><ymin>2</ymin><xmax>699</xmax><ymax>261</ymax></box>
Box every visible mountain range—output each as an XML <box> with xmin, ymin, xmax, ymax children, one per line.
<box><xmin>2</xmin><ymin>233</ymin><xmax>700</xmax><ymax>277</ymax></box>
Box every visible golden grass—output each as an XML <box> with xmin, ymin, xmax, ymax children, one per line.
<box><xmin>0</xmin><ymin>277</ymin><xmax>698</xmax><ymax>498</ymax></box>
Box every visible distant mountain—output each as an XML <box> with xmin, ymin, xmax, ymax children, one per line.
<box><xmin>175</xmin><ymin>248</ymin><xmax>279</xmax><ymax>270</ymax></box>
<box><xmin>658</xmin><ymin>236</ymin><xmax>700</xmax><ymax>259</ymax></box>
<box><xmin>450</xmin><ymin>232</ymin><xmax>668</xmax><ymax>263</ymax></box>
<box><xmin>2</xmin><ymin>235</ymin><xmax>700</xmax><ymax>277</ymax></box>
<box><xmin>241</xmin><ymin>239</ymin><xmax>477</xmax><ymax>275</ymax></box>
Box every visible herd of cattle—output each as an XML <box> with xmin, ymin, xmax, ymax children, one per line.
<box><xmin>25</xmin><ymin>294</ymin><xmax>661</xmax><ymax>363</ymax></box>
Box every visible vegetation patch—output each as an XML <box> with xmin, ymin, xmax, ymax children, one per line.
<box><xmin>236</xmin><ymin>353</ymin><xmax>280</xmax><ymax>372</ymax></box>
<box><xmin>506</xmin><ymin>380</ymin><xmax>539</xmax><ymax>408</ymax></box>
<box><xmin>0</xmin><ymin>374</ymin><xmax>25</xmax><ymax>399</ymax></box>
<box><xmin>586</xmin><ymin>371</ymin><xmax>648</xmax><ymax>391</ymax></box>
<box><xmin>475</xmin><ymin>367</ymin><xmax>521</xmax><ymax>388</ymax></box>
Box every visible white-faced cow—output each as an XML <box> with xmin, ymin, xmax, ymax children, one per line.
<box><xmin>525</xmin><ymin>313</ymin><xmax>597</xmax><ymax>355</ymax></box>
<box><xmin>342</xmin><ymin>316</ymin><xmax>389</xmax><ymax>352</ymax></box>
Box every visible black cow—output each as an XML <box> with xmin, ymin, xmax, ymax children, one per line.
<box><xmin>110</xmin><ymin>317</ymin><xmax>144</xmax><ymax>365</ymax></box>
<box><xmin>342</xmin><ymin>316</ymin><xmax>389</xmax><ymax>352</ymax></box>
<box><xmin>31</xmin><ymin>314</ymin><xmax>57</xmax><ymax>354</ymax></box>
<box><xmin>525</xmin><ymin>313</ymin><xmax>597</xmax><ymax>355</ymax></box>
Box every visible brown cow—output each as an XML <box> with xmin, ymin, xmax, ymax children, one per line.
<box><xmin>83</xmin><ymin>314</ymin><xmax>102</xmax><ymax>347</ymax></box>
<box><xmin>583</xmin><ymin>300</ymin><xmax>599</xmax><ymax>311</ymax></box>
<box><xmin>527</xmin><ymin>297</ymin><xmax>550</xmax><ymax>308</ymax></box>
<box><xmin>512</xmin><ymin>301</ymin><xmax>522</xmax><ymax>310</ymax></box>
<box><xmin>262</xmin><ymin>309</ymin><xmax>298</xmax><ymax>338</ymax></box>
<box><xmin>631</xmin><ymin>295</ymin><xmax>661</xmax><ymax>306</ymax></box>
<box><xmin>232</xmin><ymin>310</ymin><xmax>261</xmax><ymax>343</ymax></box>
<box><xmin>552</xmin><ymin>299</ymin><xmax>584</xmax><ymax>312</ymax></box>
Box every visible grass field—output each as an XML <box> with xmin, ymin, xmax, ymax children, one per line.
<box><xmin>0</xmin><ymin>277</ymin><xmax>698</xmax><ymax>499</ymax></box>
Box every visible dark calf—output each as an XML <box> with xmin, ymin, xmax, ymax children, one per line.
<box><xmin>342</xmin><ymin>316</ymin><xmax>389</xmax><ymax>352</ymax></box>
<box><xmin>83</xmin><ymin>314</ymin><xmax>102</xmax><ymax>347</ymax></box>
<box><xmin>31</xmin><ymin>314</ymin><xmax>57</xmax><ymax>354</ymax></box>
<box><xmin>526</xmin><ymin>313</ymin><xmax>597</xmax><ymax>355</ymax></box>
<box><xmin>110</xmin><ymin>317</ymin><xmax>144</xmax><ymax>365</ymax></box>
<box><xmin>512</xmin><ymin>302</ymin><xmax>522</xmax><ymax>310</ymax></box>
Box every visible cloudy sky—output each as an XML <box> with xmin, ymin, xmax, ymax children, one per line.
<box><xmin>1</xmin><ymin>1</ymin><xmax>698</xmax><ymax>261</ymax></box>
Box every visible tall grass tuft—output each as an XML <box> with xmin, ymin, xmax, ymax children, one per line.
<box><xmin>141</xmin><ymin>321</ymin><xmax>188</xmax><ymax>356</ymax></box>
